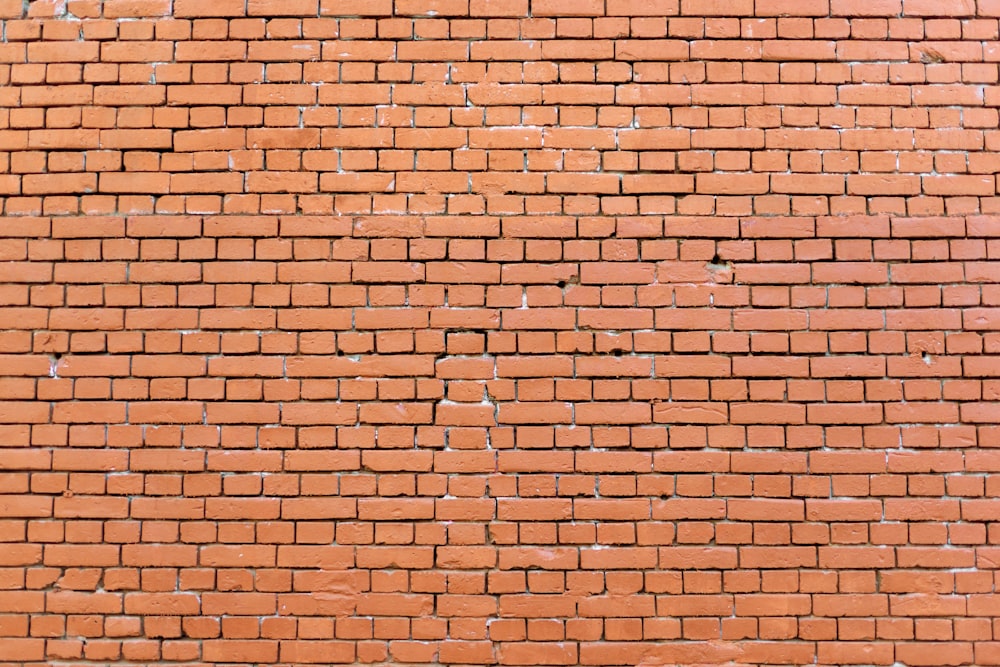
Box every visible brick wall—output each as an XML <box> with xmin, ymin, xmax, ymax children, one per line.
<box><xmin>2</xmin><ymin>0</ymin><xmax>1000</xmax><ymax>665</ymax></box>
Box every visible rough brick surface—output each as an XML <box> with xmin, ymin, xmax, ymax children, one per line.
<box><xmin>1</xmin><ymin>0</ymin><xmax>1000</xmax><ymax>665</ymax></box>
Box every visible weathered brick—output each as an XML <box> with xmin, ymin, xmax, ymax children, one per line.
<box><xmin>1</xmin><ymin>1</ymin><xmax>997</xmax><ymax>664</ymax></box>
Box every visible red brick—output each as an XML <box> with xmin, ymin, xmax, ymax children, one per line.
<box><xmin>174</xmin><ymin>0</ymin><xmax>246</xmax><ymax>15</ymax></box>
<box><xmin>247</xmin><ymin>0</ymin><xmax>319</xmax><ymax>15</ymax></box>
<box><xmin>0</xmin><ymin>2</ymin><xmax>996</xmax><ymax>662</ymax></box>
<box><xmin>103</xmin><ymin>0</ymin><xmax>172</xmax><ymax>17</ymax></box>
<box><xmin>0</xmin><ymin>0</ymin><xmax>23</xmax><ymax>18</ymax></box>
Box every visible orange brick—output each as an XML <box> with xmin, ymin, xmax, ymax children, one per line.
<box><xmin>0</xmin><ymin>2</ymin><xmax>998</xmax><ymax>662</ymax></box>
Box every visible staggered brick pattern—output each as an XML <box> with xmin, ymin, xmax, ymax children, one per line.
<box><xmin>3</xmin><ymin>0</ymin><xmax>1000</xmax><ymax>665</ymax></box>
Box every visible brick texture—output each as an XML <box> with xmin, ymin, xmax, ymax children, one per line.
<box><xmin>1</xmin><ymin>0</ymin><xmax>1000</xmax><ymax>665</ymax></box>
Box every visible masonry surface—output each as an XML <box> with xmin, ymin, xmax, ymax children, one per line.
<box><xmin>2</xmin><ymin>0</ymin><xmax>1000</xmax><ymax>665</ymax></box>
